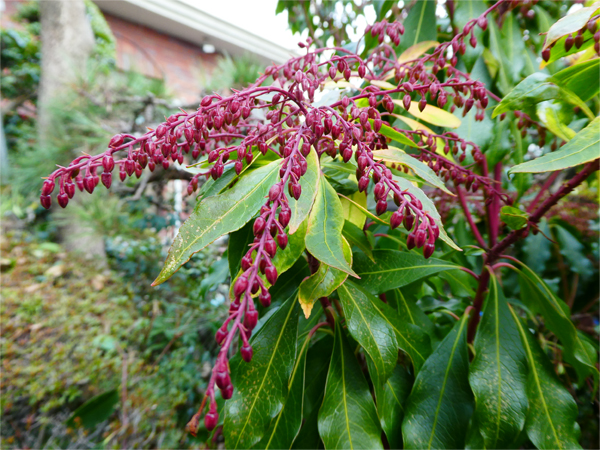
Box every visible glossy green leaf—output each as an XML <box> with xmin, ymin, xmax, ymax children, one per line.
<box><xmin>224</xmin><ymin>295</ymin><xmax>300</xmax><ymax>449</ymax></box>
<box><xmin>501</xmin><ymin>205</ymin><xmax>529</xmax><ymax>230</ymax></box>
<box><xmin>398</xmin><ymin>0</ymin><xmax>437</xmax><ymax>52</ymax></box>
<box><xmin>510</xmin><ymin>117</ymin><xmax>600</xmax><ymax>174</ymax></box>
<box><xmin>500</xmin><ymin>12</ymin><xmax>527</xmax><ymax>82</ymax></box>
<box><xmin>66</xmin><ymin>389</ymin><xmax>119</xmax><ymax>429</ymax></box>
<box><xmin>385</xmin><ymin>289</ymin><xmax>435</xmax><ymax>336</ymax></box>
<box><xmin>305</xmin><ymin>175</ymin><xmax>357</xmax><ymax>277</ymax></box>
<box><xmin>509</xmin><ymin>306</ymin><xmax>583</xmax><ymax>450</ymax></box>
<box><xmin>154</xmin><ymin>160</ymin><xmax>280</xmax><ymax>285</ymax></box>
<box><xmin>318</xmin><ymin>323</ymin><xmax>383</xmax><ymax>450</ymax></box>
<box><xmin>551</xmin><ymin>59</ymin><xmax>600</xmax><ymax>102</ymax></box>
<box><xmin>493</xmin><ymin>72</ymin><xmax>594</xmax><ymax>120</ymax></box>
<box><xmin>377</xmin><ymin>122</ymin><xmax>418</xmax><ymax>148</ymax></box>
<box><xmin>392</xmin><ymin>176</ymin><xmax>461</xmax><ymax>250</ymax></box>
<box><xmin>255</xmin><ymin>332</ymin><xmax>312</xmax><ymax>449</ymax></box>
<box><xmin>372</xmin><ymin>292</ymin><xmax>432</xmax><ymax>372</ymax></box>
<box><xmin>293</xmin><ymin>336</ymin><xmax>334</xmax><ymax>449</ymax></box>
<box><xmin>228</xmin><ymin>221</ymin><xmax>255</xmax><ymax>278</ymax></box>
<box><xmin>268</xmin><ymin>258</ymin><xmax>310</xmax><ymax>307</ymax></box>
<box><xmin>322</xmin><ymin>160</ymin><xmax>358</xmax><ymax>195</ymax></box>
<box><xmin>338</xmin><ymin>281</ymin><xmax>398</xmax><ymax>387</ymax></box>
<box><xmin>469</xmin><ymin>273</ymin><xmax>528</xmax><ymax>449</ymax></box>
<box><xmin>342</xmin><ymin>220</ymin><xmax>374</xmax><ymax>261</ymax></box>
<box><xmin>288</xmin><ymin>147</ymin><xmax>320</xmax><ymax>234</ymax></box>
<box><xmin>299</xmin><ymin>237</ymin><xmax>351</xmax><ymax>318</ymax></box>
<box><xmin>439</xmin><ymin>270</ymin><xmax>476</xmax><ymax>298</ymax></box>
<box><xmin>354</xmin><ymin>249</ymin><xmax>458</xmax><ymax>294</ymax></box>
<box><xmin>372</xmin><ymin>147</ymin><xmax>453</xmax><ymax>195</ymax></box>
<box><xmin>402</xmin><ymin>313</ymin><xmax>473</xmax><ymax>449</ymax></box>
<box><xmin>373</xmin><ymin>364</ymin><xmax>413</xmax><ymax>449</ymax></box>
<box><xmin>492</xmin><ymin>73</ymin><xmax>560</xmax><ymax>118</ymax></box>
<box><xmin>271</xmin><ymin>219</ymin><xmax>308</xmax><ymax>278</ymax></box>
<box><xmin>516</xmin><ymin>263</ymin><xmax>598</xmax><ymax>387</ymax></box>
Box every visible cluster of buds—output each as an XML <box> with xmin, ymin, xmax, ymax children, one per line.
<box><xmin>41</xmin><ymin>2</ymin><xmax>514</xmax><ymax>433</ymax></box>
<box><xmin>542</xmin><ymin>16</ymin><xmax>600</xmax><ymax>61</ymax></box>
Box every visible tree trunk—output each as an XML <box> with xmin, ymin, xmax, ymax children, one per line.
<box><xmin>38</xmin><ymin>0</ymin><xmax>95</xmax><ymax>139</ymax></box>
<box><xmin>39</xmin><ymin>0</ymin><xmax>106</xmax><ymax>262</ymax></box>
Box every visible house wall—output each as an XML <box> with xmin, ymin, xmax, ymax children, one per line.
<box><xmin>103</xmin><ymin>13</ymin><xmax>219</xmax><ymax>104</ymax></box>
<box><xmin>1</xmin><ymin>0</ymin><xmax>219</xmax><ymax>104</ymax></box>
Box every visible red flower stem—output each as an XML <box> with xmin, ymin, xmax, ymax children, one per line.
<box><xmin>467</xmin><ymin>160</ymin><xmax>600</xmax><ymax>342</ymax></box>
<box><xmin>467</xmin><ymin>265</ymin><xmax>491</xmax><ymax>343</ymax></box>
<box><xmin>491</xmin><ymin>262</ymin><xmax>517</xmax><ymax>271</ymax></box>
<box><xmin>487</xmin><ymin>159</ymin><xmax>599</xmax><ymax>264</ymax></box>
<box><xmin>526</xmin><ymin>171</ymin><xmax>560</xmax><ymax>213</ymax></box>
<box><xmin>488</xmin><ymin>162</ymin><xmax>502</xmax><ymax>247</ymax></box>
<box><xmin>456</xmin><ymin>185</ymin><xmax>487</xmax><ymax>248</ymax></box>
<box><xmin>458</xmin><ymin>266</ymin><xmax>479</xmax><ymax>280</ymax></box>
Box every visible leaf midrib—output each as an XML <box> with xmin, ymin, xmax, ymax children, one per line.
<box><xmin>359</xmin><ymin>263</ymin><xmax>455</xmax><ymax>276</ymax></box>
<box><xmin>263</xmin><ymin>334</ymin><xmax>310</xmax><ymax>449</ymax></box>
<box><xmin>510</xmin><ymin>307</ymin><xmax>562</xmax><ymax>449</ymax></box>
<box><xmin>164</xmin><ymin>163</ymin><xmax>277</xmax><ymax>277</ymax></box>
<box><xmin>340</xmin><ymin>284</ymin><xmax>390</xmax><ymax>385</ymax></box>
<box><xmin>427</xmin><ymin>316</ymin><xmax>468</xmax><ymax>449</ymax></box>
<box><xmin>234</xmin><ymin>301</ymin><xmax>296</xmax><ymax>449</ymax></box>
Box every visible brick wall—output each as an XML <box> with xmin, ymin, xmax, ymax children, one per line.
<box><xmin>104</xmin><ymin>13</ymin><xmax>219</xmax><ymax>104</ymax></box>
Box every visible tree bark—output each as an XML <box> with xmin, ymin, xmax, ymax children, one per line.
<box><xmin>38</xmin><ymin>0</ymin><xmax>95</xmax><ymax>139</ymax></box>
<box><xmin>39</xmin><ymin>1</ymin><xmax>106</xmax><ymax>261</ymax></box>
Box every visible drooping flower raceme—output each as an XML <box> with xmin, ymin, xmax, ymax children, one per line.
<box><xmin>41</xmin><ymin>7</ymin><xmax>510</xmax><ymax>431</ymax></box>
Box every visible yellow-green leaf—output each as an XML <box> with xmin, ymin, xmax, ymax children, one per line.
<box><xmin>373</xmin><ymin>147</ymin><xmax>454</xmax><ymax>195</ymax></box>
<box><xmin>299</xmin><ymin>237</ymin><xmax>351</xmax><ymax>318</ymax></box>
<box><xmin>289</xmin><ymin>147</ymin><xmax>320</xmax><ymax>234</ymax></box>
<box><xmin>305</xmin><ymin>176</ymin><xmax>358</xmax><ymax>277</ymax></box>
<box><xmin>392</xmin><ymin>100</ymin><xmax>462</xmax><ymax>128</ymax></box>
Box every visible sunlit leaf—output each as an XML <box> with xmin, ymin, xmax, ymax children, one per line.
<box><xmin>305</xmin><ymin>175</ymin><xmax>357</xmax><ymax>277</ymax></box>
<box><xmin>153</xmin><ymin>160</ymin><xmax>280</xmax><ymax>285</ymax></box>
<box><xmin>501</xmin><ymin>205</ymin><xmax>529</xmax><ymax>230</ymax></box>
<box><xmin>299</xmin><ymin>237</ymin><xmax>351</xmax><ymax>318</ymax></box>
<box><xmin>373</xmin><ymin>147</ymin><xmax>453</xmax><ymax>195</ymax></box>
<box><xmin>288</xmin><ymin>147</ymin><xmax>320</xmax><ymax>234</ymax></box>
<box><xmin>392</xmin><ymin>100</ymin><xmax>462</xmax><ymax>128</ymax></box>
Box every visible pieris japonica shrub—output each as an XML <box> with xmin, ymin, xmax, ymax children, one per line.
<box><xmin>41</xmin><ymin>1</ymin><xmax>599</xmax><ymax>448</ymax></box>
